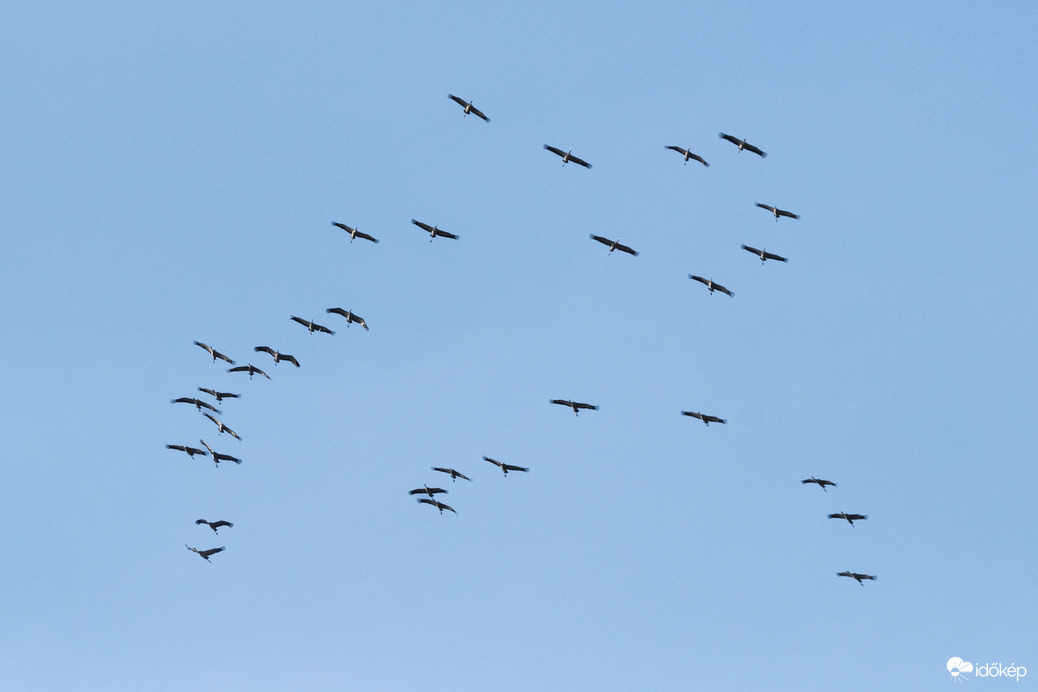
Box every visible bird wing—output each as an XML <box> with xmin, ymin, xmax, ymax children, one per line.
<box><xmin>283</xmin><ymin>355</ymin><xmax>301</xmax><ymax>367</ymax></box>
<box><xmin>313</xmin><ymin>323</ymin><xmax>334</xmax><ymax>334</ymax></box>
<box><xmin>226</xmin><ymin>426</ymin><xmax>241</xmax><ymax>441</ymax></box>
<box><xmin>848</xmin><ymin>514</ymin><xmax>868</xmax><ymax>521</ymax></box>
<box><xmin>689</xmin><ymin>152</ymin><xmax>709</xmax><ymax>166</ymax></box>
<box><xmin>550</xmin><ymin>399</ymin><xmax>572</xmax><ymax>406</ymax></box>
<box><xmin>204</xmin><ymin>413</ymin><xmax>218</xmax><ymax>425</ymax></box>
<box><xmin>356</xmin><ymin>231</ymin><xmax>378</xmax><ymax>243</ymax></box>
<box><xmin>828</xmin><ymin>514</ymin><xmax>846</xmax><ymax>520</ymax></box>
<box><xmin>332</xmin><ymin>221</ymin><xmax>354</xmax><ymax>233</ymax></box>
<box><xmin>411</xmin><ymin>219</ymin><xmax>434</xmax><ymax>233</ymax></box>
<box><xmin>448</xmin><ymin>93</ymin><xmax>467</xmax><ymax>108</ymax></box>
<box><xmin>290</xmin><ymin>316</ymin><xmax>308</xmax><ymax>328</ymax></box>
<box><xmin>742</xmin><ymin>244</ymin><xmax>762</xmax><ymax>256</ymax></box>
<box><xmin>744</xmin><ymin>142</ymin><xmax>767</xmax><ymax>157</ymax></box>
<box><xmin>427</xmin><ymin>488</ymin><xmax>447</xmax><ymax>494</ymax></box>
<box><xmin>200</xmin><ymin>547</ymin><xmax>225</xmax><ymax>558</ymax></box>
<box><xmin>215</xmin><ymin>452</ymin><xmax>241</xmax><ymax>464</ymax></box>
<box><xmin>589</xmin><ymin>234</ymin><xmax>612</xmax><ymax>247</ymax></box>
<box><xmin>574</xmin><ymin>402</ymin><xmax>598</xmax><ymax>410</ymax></box>
<box><xmin>756</xmin><ymin>203</ymin><xmax>776</xmax><ymax>214</ymax></box>
<box><xmin>417</xmin><ymin>497</ymin><xmax>436</xmax><ymax>506</ymax></box>
<box><xmin>194</xmin><ymin>341</ymin><xmax>211</xmax><ymax>353</ymax></box>
<box><xmin>704</xmin><ymin>415</ymin><xmax>727</xmax><ymax>424</ymax></box>
<box><xmin>764</xmin><ymin>250</ymin><xmax>788</xmax><ymax>262</ymax></box>
<box><xmin>469</xmin><ymin>105</ymin><xmax>489</xmax><ymax>121</ymax></box>
<box><xmin>715</xmin><ymin>283</ymin><xmax>733</xmax><ymax>296</ymax></box>
<box><xmin>356</xmin><ymin>317</ymin><xmax>368</xmax><ymax>330</ymax></box>
<box><xmin>665</xmin><ymin>145</ymin><xmax>687</xmax><ymax>155</ymax></box>
<box><xmin>255</xmin><ymin>346</ymin><xmax>275</xmax><ymax>356</ymax></box>
<box><xmin>195</xmin><ymin>519</ymin><xmax>208</xmax><ymax>525</ymax></box>
<box><xmin>167</xmin><ymin>444</ymin><xmax>187</xmax><ymax>452</ymax></box>
<box><xmin>199</xmin><ymin>439</ymin><xmax>215</xmax><ymax>456</ymax></box>
<box><xmin>227</xmin><ymin>366</ymin><xmax>247</xmax><ymax>373</ymax></box>
<box><xmin>211</xmin><ymin>521</ymin><xmax>233</xmax><ymax>529</ymax></box>
<box><xmin>821</xmin><ymin>480</ymin><xmax>836</xmax><ymax>487</ymax></box>
<box><xmin>503</xmin><ymin>464</ymin><xmax>528</xmax><ymax>473</ymax></box>
<box><xmin>439</xmin><ymin>503</ymin><xmax>457</xmax><ymax>514</ymax></box>
<box><xmin>434</xmin><ymin>229</ymin><xmax>459</xmax><ymax>239</ymax></box>
<box><xmin>615</xmin><ymin>242</ymin><xmax>638</xmax><ymax>256</ymax></box>
<box><xmin>253</xmin><ymin>366</ymin><xmax>271</xmax><ymax>378</ymax></box>
<box><xmin>689</xmin><ymin>275</ymin><xmax>709</xmax><ymax>287</ymax></box>
<box><xmin>837</xmin><ymin>571</ymin><xmax>852</xmax><ymax>578</ymax></box>
<box><xmin>778</xmin><ymin>209</ymin><xmax>799</xmax><ymax>219</ymax></box>
<box><xmin>483</xmin><ymin>456</ymin><xmax>503</xmax><ymax>467</ymax></box>
<box><xmin>326</xmin><ymin>307</ymin><xmax>348</xmax><ymax>317</ymax></box>
<box><xmin>543</xmin><ymin>144</ymin><xmax>566</xmax><ymax>158</ymax></box>
<box><xmin>568</xmin><ymin>154</ymin><xmax>592</xmax><ymax>168</ymax></box>
<box><xmin>718</xmin><ymin>132</ymin><xmax>738</xmax><ymax>146</ymax></box>
<box><xmin>198</xmin><ymin>387</ymin><xmax>217</xmax><ymax>398</ymax></box>
<box><xmin>681</xmin><ymin>411</ymin><xmax>704</xmax><ymax>420</ymax></box>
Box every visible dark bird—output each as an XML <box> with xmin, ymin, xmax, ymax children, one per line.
<box><xmin>543</xmin><ymin>144</ymin><xmax>592</xmax><ymax>168</ymax></box>
<box><xmin>167</xmin><ymin>444</ymin><xmax>207</xmax><ymax>459</ymax></box>
<box><xmin>418</xmin><ymin>497</ymin><xmax>457</xmax><ymax>514</ymax></box>
<box><xmin>829</xmin><ymin>512</ymin><xmax>868</xmax><ymax>526</ymax></box>
<box><xmin>254</xmin><ymin>346</ymin><xmax>300</xmax><ymax>367</ymax></box>
<box><xmin>194</xmin><ymin>341</ymin><xmax>235</xmax><ymax>364</ymax></box>
<box><xmin>550</xmin><ymin>399</ymin><xmax>599</xmax><ymax>416</ymax></box>
<box><xmin>483</xmin><ymin>455</ymin><xmax>528</xmax><ymax>475</ymax></box>
<box><xmin>195</xmin><ymin>519</ymin><xmax>233</xmax><ymax>534</ymax></box>
<box><xmin>326</xmin><ymin>307</ymin><xmax>368</xmax><ymax>331</ymax></box>
<box><xmin>837</xmin><ymin>571</ymin><xmax>877</xmax><ymax>586</ymax></box>
<box><xmin>432</xmin><ymin>467</ymin><xmax>471</xmax><ymax>482</ymax></box>
<box><xmin>689</xmin><ymin>275</ymin><xmax>734</xmax><ymax>296</ymax></box>
<box><xmin>291</xmin><ymin>316</ymin><xmax>335</xmax><ymax>335</ymax></box>
<box><xmin>198</xmin><ymin>387</ymin><xmax>239</xmax><ymax>403</ymax></box>
<box><xmin>411</xmin><ymin>218</ymin><xmax>459</xmax><ymax>241</ymax></box>
<box><xmin>589</xmin><ymin>234</ymin><xmax>638</xmax><ymax>256</ymax></box>
<box><xmin>199</xmin><ymin>439</ymin><xmax>242</xmax><ymax>467</ymax></box>
<box><xmin>681</xmin><ymin>411</ymin><xmax>727</xmax><ymax>426</ymax></box>
<box><xmin>171</xmin><ymin>397</ymin><xmax>220</xmax><ymax>413</ymax></box>
<box><xmin>408</xmin><ymin>485</ymin><xmax>448</xmax><ymax>497</ymax></box>
<box><xmin>718</xmin><ymin>132</ymin><xmax>767</xmax><ymax>157</ymax></box>
<box><xmin>331</xmin><ymin>221</ymin><xmax>378</xmax><ymax>243</ymax></box>
<box><xmin>186</xmin><ymin>545</ymin><xmax>225</xmax><ymax>562</ymax></box>
<box><xmin>665</xmin><ymin>145</ymin><xmax>709</xmax><ymax>167</ymax></box>
<box><xmin>741</xmin><ymin>244</ymin><xmax>788</xmax><ymax>263</ymax></box>
<box><xmin>204</xmin><ymin>413</ymin><xmax>241</xmax><ymax>441</ymax></box>
<box><xmin>228</xmin><ymin>364</ymin><xmax>270</xmax><ymax>379</ymax></box>
<box><xmin>801</xmin><ymin>477</ymin><xmax>837</xmax><ymax>492</ymax></box>
<box><xmin>448</xmin><ymin>94</ymin><xmax>490</xmax><ymax>121</ymax></box>
<box><xmin>755</xmin><ymin>203</ymin><xmax>799</xmax><ymax>221</ymax></box>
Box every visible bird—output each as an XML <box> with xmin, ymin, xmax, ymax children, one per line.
<box><xmin>254</xmin><ymin>346</ymin><xmax>300</xmax><ymax>367</ymax></box>
<box><xmin>550</xmin><ymin>399</ymin><xmax>599</xmax><ymax>416</ymax></box>
<box><xmin>801</xmin><ymin>477</ymin><xmax>837</xmax><ymax>492</ymax></box>
<box><xmin>543</xmin><ymin>144</ymin><xmax>592</xmax><ymax>168</ymax></box>
<box><xmin>204</xmin><ymin>413</ymin><xmax>241</xmax><ymax>441</ymax></box>
<box><xmin>589</xmin><ymin>234</ymin><xmax>638</xmax><ymax>256</ymax></box>
<box><xmin>198</xmin><ymin>387</ymin><xmax>239</xmax><ymax>403</ymax></box>
<box><xmin>432</xmin><ymin>467</ymin><xmax>471</xmax><ymax>482</ymax></box>
<box><xmin>326</xmin><ymin>307</ymin><xmax>368</xmax><ymax>331</ymax></box>
<box><xmin>166</xmin><ymin>444</ymin><xmax>207</xmax><ymax>459</ymax></box>
<box><xmin>228</xmin><ymin>364</ymin><xmax>270</xmax><ymax>379</ymax></box>
<box><xmin>186</xmin><ymin>545</ymin><xmax>225</xmax><ymax>562</ymax></box>
<box><xmin>418</xmin><ymin>498</ymin><xmax>457</xmax><ymax>514</ymax></box>
<box><xmin>408</xmin><ymin>485</ymin><xmax>448</xmax><ymax>497</ymax></box>
<box><xmin>193</xmin><ymin>341</ymin><xmax>235</xmax><ymax>364</ymax></box>
<box><xmin>741</xmin><ymin>245</ymin><xmax>788</xmax><ymax>263</ymax></box>
<box><xmin>755</xmin><ymin>203</ymin><xmax>799</xmax><ymax>221</ymax></box>
<box><xmin>447</xmin><ymin>94</ymin><xmax>490</xmax><ymax>121</ymax></box>
<box><xmin>664</xmin><ymin>145</ymin><xmax>709</xmax><ymax>167</ymax></box>
<box><xmin>718</xmin><ymin>132</ymin><xmax>767</xmax><ymax>157</ymax></box>
<box><xmin>681</xmin><ymin>411</ymin><xmax>727</xmax><ymax>426</ymax></box>
<box><xmin>331</xmin><ymin>221</ymin><xmax>378</xmax><ymax>243</ymax></box>
<box><xmin>195</xmin><ymin>519</ymin><xmax>233</xmax><ymax>534</ymax></box>
<box><xmin>688</xmin><ymin>275</ymin><xmax>734</xmax><ymax>296</ymax></box>
<box><xmin>290</xmin><ymin>316</ymin><xmax>335</xmax><ymax>334</ymax></box>
<box><xmin>837</xmin><ymin>571</ymin><xmax>877</xmax><ymax>586</ymax></box>
<box><xmin>483</xmin><ymin>455</ymin><xmax>528</xmax><ymax>475</ymax></box>
<box><xmin>171</xmin><ymin>397</ymin><xmax>220</xmax><ymax>413</ymax></box>
<box><xmin>199</xmin><ymin>439</ymin><xmax>242</xmax><ymax>467</ymax></box>
<box><xmin>829</xmin><ymin>512</ymin><xmax>868</xmax><ymax>526</ymax></box>
<box><xmin>410</xmin><ymin>219</ymin><xmax>459</xmax><ymax>241</ymax></box>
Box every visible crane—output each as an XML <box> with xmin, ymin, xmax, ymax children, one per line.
<box><xmin>755</xmin><ymin>203</ymin><xmax>799</xmax><ymax>221</ymax></box>
<box><xmin>199</xmin><ymin>439</ymin><xmax>241</xmax><ymax>467</ymax></box>
<box><xmin>291</xmin><ymin>316</ymin><xmax>335</xmax><ymax>335</ymax></box>
<box><xmin>829</xmin><ymin>512</ymin><xmax>868</xmax><ymax>526</ymax></box>
<box><xmin>681</xmin><ymin>411</ymin><xmax>727</xmax><ymax>426</ymax></box>
<box><xmin>447</xmin><ymin>94</ymin><xmax>490</xmax><ymax>121</ymax></box>
<box><xmin>543</xmin><ymin>144</ymin><xmax>592</xmax><ymax>168</ymax></box>
<box><xmin>254</xmin><ymin>346</ymin><xmax>300</xmax><ymax>367</ymax></box>
<box><xmin>432</xmin><ymin>467</ymin><xmax>471</xmax><ymax>482</ymax></box>
<box><xmin>193</xmin><ymin>341</ymin><xmax>235</xmax><ymax>364</ymax></box>
<box><xmin>409</xmin><ymin>486</ymin><xmax>448</xmax><ymax>497</ymax></box>
<box><xmin>228</xmin><ymin>364</ymin><xmax>270</xmax><ymax>379</ymax></box>
<box><xmin>331</xmin><ymin>221</ymin><xmax>378</xmax><ymax>243</ymax></box>
<box><xmin>589</xmin><ymin>234</ymin><xmax>638</xmax><ymax>256</ymax></box>
<box><xmin>837</xmin><ymin>571</ymin><xmax>876</xmax><ymax>586</ymax></box>
<box><xmin>418</xmin><ymin>498</ymin><xmax>457</xmax><ymax>514</ymax></box>
<box><xmin>801</xmin><ymin>477</ymin><xmax>836</xmax><ymax>492</ymax></box>
<box><xmin>718</xmin><ymin>132</ymin><xmax>767</xmax><ymax>157</ymax></box>
<box><xmin>326</xmin><ymin>307</ymin><xmax>368</xmax><ymax>331</ymax></box>
<box><xmin>741</xmin><ymin>245</ymin><xmax>788</xmax><ymax>263</ymax></box>
<box><xmin>411</xmin><ymin>219</ymin><xmax>459</xmax><ymax>241</ymax></box>
<box><xmin>550</xmin><ymin>399</ymin><xmax>599</xmax><ymax>416</ymax></box>
<box><xmin>195</xmin><ymin>519</ymin><xmax>233</xmax><ymax>534</ymax></box>
<box><xmin>198</xmin><ymin>387</ymin><xmax>239</xmax><ymax>403</ymax></box>
<box><xmin>166</xmin><ymin>444</ymin><xmax>207</xmax><ymax>459</ymax></box>
<box><xmin>171</xmin><ymin>397</ymin><xmax>220</xmax><ymax>413</ymax></box>
<box><xmin>483</xmin><ymin>455</ymin><xmax>528</xmax><ymax>475</ymax></box>
<box><xmin>186</xmin><ymin>545</ymin><xmax>225</xmax><ymax>562</ymax></box>
<box><xmin>664</xmin><ymin>145</ymin><xmax>709</xmax><ymax>167</ymax></box>
<box><xmin>689</xmin><ymin>275</ymin><xmax>734</xmax><ymax>296</ymax></box>
<box><xmin>204</xmin><ymin>413</ymin><xmax>241</xmax><ymax>441</ymax></box>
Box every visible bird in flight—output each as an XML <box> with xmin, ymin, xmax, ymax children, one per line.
<box><xmin>254</xmin><ymin>346</ymin><xmax>300</xmax><ymax>367</ymax></box>
<box><xmin>409</xmin><ymin>485</ymin><xmax>448</xmax><ymax>498</ymax></box>
<box><xmin>829</xmin><ymin>512</ymin><xmax>868</xmax><ymax>526</ymax></box>
<box><xmin>589</xmin><ymin>234</ymin><xmax>638</xmax><ymax>256</ymax></box>
<box><xmin>326</xmin><ymin>307</ymin><xmax>368</xmax><ymax>331</ymax></box>
<box><xmin>166</xmin><ymin>444</ymin><xmax>207</xmax><ymax>459</ymax></box>
<box><xmin>198</xmin><ymin>387</ymin><xmax>239</xmax><ymax>403</ymax></box>
<box><xmin>550</xmin><ymin>399</ymin><xmax>599</xmax><ymax>416</ymax></box>
<box><xmin>204</xmin><ymin>413</ymin><xmax>241</xmax><ymax>441</ymax></box>
<box><xmin>186</xmin><ymin>545</ymin><xmax>225</xmax><ymax>562</ymax></box>
<box><xmin>194</xmin><ymin>341</ymin><xmax>235</xmax><ymax>364</ymax></box>
<box><xmin>171</xmin><ymin>397</ymin><xmax>220</xmax><ymax>413</ymax></box>
<box><xmin>755</xmin><ymin>203</ymin><xmax>799</xmax><ymax>221</ymax></box>
<box><xmin>688</xmin><ymin>275</ymin><xmax>734</xmax><ymax>297</ymax></box>
<box><xmin>448</xmin><ymin>94</ymin><xmax>490</xmax><ymax>121</ymax></box>
<box><xmin>432</xmin><ymin>467</ymin><xmax>471</xmax><ymax>482</ymax></box>
<box><xmin>331</xmin><ymin>221</ymin><xmax>378</xmax><ymax>243</ymax></box>
<box><xmin>199</xmin><ymin>439</ymin><xmax>241</xmax><ymax>467</ymax></box>
<box><xmin>291</xmin><ymin>316</ymin><xmax>335</xmax><ymax>335</ymax></box>
<box><xmin>741</xmin><ymin>245</ymin><xmax>788</xmax><ymax>263</ymax></box>
<box><xmin>543</xmin><ymin>144</ymin><xmax>592</xmax><ymax>168</ymax></box>
<box><xmin>411</xmin><ymin>219</ymin><xmax>459</xmax><ymax>241</ymax></box>
<box><xmin>837</xmin><ymin>571</ymin><xmax>876</xmax><ymax>586</ymax></box>
<box><xmin>228</xmin><ymin>364</ymin><xmax>270</xmax><ymax>379</ymax></box>
<box><xmin>801</xmin><ymin>477</ymin><xmax>836</xmax><ymax>492</ymax></box>
<box><xmin>664</xmin><ymin>145</ymin><xmax>709</xmax><ymax>167</ymax></box>
<box><xmin>483</xmin><ymin>455</ymin><xmax>529</xmax><ymax>475</ymax></box>
<box><xmin>418</xmin><ymin>498</ymin><xmax>457</xmax><ymax>514</ymax></box>
<box><xmin>681</xmin><ymin>411</ymin><xmax>727</xmax><ymax>426</ymax></box>
<box><xmin>718</xmin><ymin>132</ymin><xmax>767</xmax><ymax>157</ymax></box>
<box><xmin>195</xmin><ymin>519</ymin><xmax>233</xmax><ymax>534</ymax></box>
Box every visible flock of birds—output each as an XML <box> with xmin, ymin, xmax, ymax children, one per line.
<box><xmin>166</xmin><ymin>92</ymin><xmax>876</xmax><ymax>585</ymax></box>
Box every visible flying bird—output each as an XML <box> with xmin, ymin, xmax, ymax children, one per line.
<box><xmin>829</xmin><ymin>512</ymin><xmax>868</xmax><ymax>526</ymax></box>
<box><xmin>228</xmin><ymin>364</ymin><xmax>270</xmax><ymax>379</ymax></box>
<box><xmin>195</xmin><ymin>519</ymin><xmax>233</xmax><ymax>534</ymax></box>
<box><xmin>193</xmin><ymin>341</ymin><xmax>235</xmax><ymax>364</ymax></box>
<box><xmin>550</xmin><ymin>399</ymin><xmax>599</xmax><ymax>416</ymax></box>
<box><xmin>254</xmin><ymin>346</ymin><xmax>300</xmax><ymax>367</ymax></box>
<box><xmin>718</xmin><ymin>132</ymin><xmax>767</xmax><ymax>157</ymax></box>
<box><xmin>801</xmin><ymin>477</ymin><xmax>837</xmax><ymax>492</ymax></box>
<box><xmin>186</xmin><ymin>545</ymin><xmax>225</xmax><ymax>562</ymax></box>
<box><xmin>755</xmin><ymin>203</ymin><xmax>799</xmax><ymax>221</ymax></box>
<box><xmin>689</xmin><ymin>275</ymin><xmax>734</xmax><ymax>296</ymax></box>
<box><xmin>589</xmin><ymin>234</ymin><xmax>638</xmax><ymax>256</ymax></box>
<box><xmin>417</xmin><ymin>498</ymin><xmax>457</xmax><ymax>514</ymax></box>
<box><xmin>166</xmin><ymin>444</ymin><xmax>208</xmax><ymax>459</ymax></box>
<box><xmin>447</xmin><ymin>94</ymin><xmax>490</xmax><ymax>121</ymax></box>
<box><xmin>543</xmin><ymin>144</ymin><xmax>592</xmax><ymax>169</ymax></box>
<box><xmin>837</xmin><ymin>571</ymin><xmax>877</xmax><ymax>586</ymax></box>
<box><xmin>408</xmin><ymin>486</ymin><xmax>448</xmax><ymax>497</ymax></box>
<box><xmin>483</xmin><ymin>455</ymin><xmax>528</xmax><ymax>475</ymax></box>
<box><xmin>198</xmin><ymin>387</ymin><xmax>239</xmax><ymax>403</ymax></box>
<box><xmin>432</xmin><ymin>467</ymin><xmax>471</xmax><ymax>482</ymax></box>
<box><xmin>741</xmin><ymin>245</ymin><xmax>788</xmax><ymax>263</ymax></box>
<box><xmin>681</xmin><ymin>411</ymin><xmax>727</xmax><ymax>426</ymax></box>
<box><xmin>326</xmin><ymin>307</ymin><xmax>368</xmax><ymax>331</ymax></box>
<box><xmin>664</xmin><ymin>145</ymin><xmax>709</xmax><ymax>167</ymax></box>
<box><xmin>331</xmin><ymin>221</ymin><xmax>378</xmax><ymax>243</ymax></box>
<box><xmin>199</xmin><ymin>439</ymin><xmax>242</xmax><ymax>467</ymax></box>
<box><xmin>171</xmin><ymin>397</ymin><xmax>220</xmax><ymax>413</ymax></box>
<box><xmin>410</xmin><ymin>219</ymin><xmax>459</xmax><ymax>241</ymax></box>
<box><xmin>204</xmin><ymin>413</ymin><xmax>241</xmax><ymax>441</ymax></box>
<box><xmin>290</xmin><ymin>316</ymin><xmax>334</xmax><ymax>335</ymax></box>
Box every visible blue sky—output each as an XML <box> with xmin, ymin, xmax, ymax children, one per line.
<box><xmin>2</xmin><ymin>2</ymin><xmax>1036</xmax><ymax>690</ymax></box>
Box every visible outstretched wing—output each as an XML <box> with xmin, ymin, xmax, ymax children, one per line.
<box><xmin>615</xmin><ymin>242</ymin><xmax>638</xmax><ymax>256</ymax></box>
<box><xmin>211</xmin><ymin>521</ymin><xmax>233</xmax><ymax>529</ymax></box>
<box><xmin>469</xmin><ymin>105</ymin><xmax>489</xmax><ymax>121</ymax></box>
<box><xmin>482</xmin><ymin>456</ymin><xmax>503</xmax><ymax>468</ymax></box>
<box><xmin>718</xmin><ymin>132</ymin><xmax>739</xmax><ymax>146</ymax></box>
<box><xmin>290</xmin><ymin>316</ymin><xmax>309</xmax><ymax>328</ymax></box>
<box><xmin>744</xmin><ymin>142</ymin><xmax>767</xmax><ymax>157</ymax></box>
<box><xmin>574</xmin><ymin>402</ymin><xmax>598</xmax><ymax>411</ymax></box>
<box><xmin>283</xmin><ymin>354</ymin><xmax>301</xmax><ymax>367</ymax></box>
<box><xmin>448</xmin><ymin>93</ymin><xmax>467</xmax><ymax>108</ymax></box>
<box><xmin>332</xmin><ymin>221</ymin><xmax>355</xmax><ymax>233</ymax></box>
<box><xmin>434</xmin><ymin>228</ymin><xmax>459</xmax><ymax>240</ymax></box>
<box><xmin>778</xmin><ymin>208</ymin><xmax>799</xmax><ymax>219</ymax></box>
<box><xmin>411</xmin><ymin>219</ymin><xmax>434</xmax><ymax>233</ymax></box>
<box><xmin>355</xmin><ymin>231</ymin><xmax>378</xmax><ymax>243</ymax></box>
<box><xmin>589</xmin><ymin>234</ymin><xmax>612</xmax><ymax>248</ymax></box>
<box><xmin>543</xmin><ymin>144</ymin><xmax>566</xmax><ymax>158</ymax></box>
<box><xmin>665</xmin><ymin>145</ymin><xmax>688</xmax><ymax>156</ymax></box>
<box><xmin>568</xmin><ymin>154</ymin><xmax>592</xmax><ymax>169</ymax></box>
<box><xmin>503</xmin><ymin>464</ymin><xmax>528</xmax><ymax>473</ymax></box>
<box><xmin>764</xmin><ymin>250</ymin><xmax>788</xmax><ymax>262</ymax></box>
<box><xmin>254</xmin><ymin>346</ymin><xmax>275</xmax><ymax>356</ymax></box>
<box><xmin>689</xmin><ymin>275</ymin><xmax>709</xmax><ymax>287</ymax></box>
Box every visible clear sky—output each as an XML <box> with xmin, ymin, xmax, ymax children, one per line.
<box><xmin>2</xmin><ymin>2</ymin><xmax>1036</xmax><ymax>690</ymax></box>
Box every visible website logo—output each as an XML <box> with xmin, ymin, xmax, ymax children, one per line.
<box><xmin>948</xmin><ymin>657</ymin><xmax>973</xmax><ymax>681</ymax></box>
<box><xmin>947</xmin><ymin>657</ymin><xmax>1027</xmax><ymax>682</ymax></box>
